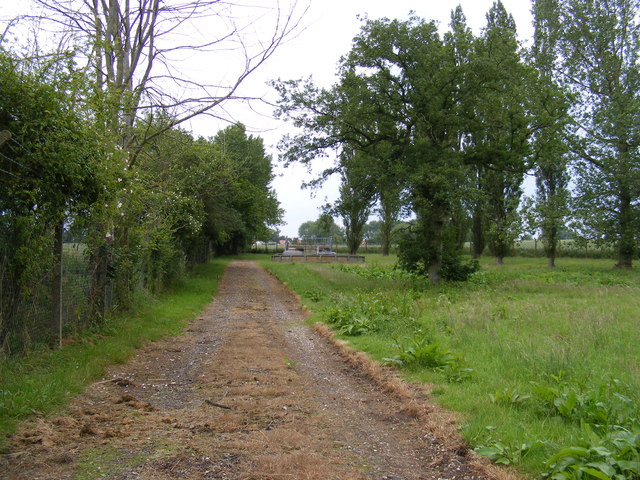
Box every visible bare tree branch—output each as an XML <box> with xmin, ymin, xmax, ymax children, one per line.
<box><xmin>18</xmin><ymin>0</ymin><xmax>309</xmax><ymax>163</ymax></box>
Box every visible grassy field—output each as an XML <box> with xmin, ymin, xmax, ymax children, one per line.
<box><xmin>0</xmin><ymin>258</ymin><xmax>230</xmax><ymax>449</ymax></box>
<box><xmin>260</xmin><ymin>254</ymin><xmax>640</xmax><ymax>478</ymax></box>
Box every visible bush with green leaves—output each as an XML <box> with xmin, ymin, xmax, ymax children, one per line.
<box><xmin>336</xmin><ymin>263</ymin><xmax>418</xmax><ymax>281</ymax></box>
<box><xmin>477</xmin><ymin>375</ymin><xmax>640</xmax><ymax>477</ymax></box>
<box><xmin>396</xmin><ymin>228</ymin><xmax>479</xmax><ymax>282</ymax></box>
<box><xmin>324</xmin><ymin>304</ymin><xmax>377</xmax><ymax>336</ymax></box>
<box><xmin>476</xmin><ymin>439</ymin><xmax>548</xmax><ymax>467</ymax></box>
<box><xmin>531</xmin><ymin>376</ymin><xmax>638</xmax><ymax>430</ymax></box>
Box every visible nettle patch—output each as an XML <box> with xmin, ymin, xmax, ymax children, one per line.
<box><xmin>322</xmin><ymin>290</ymin><xmax>472</xmax><ymax>384</ymax></box>
<box><xmin>323</xmin><ymin>289</ymin><xmax>419</xmax><ymax>336</ymax></box>
<box><xmin>335</xmin><ymin>263</ymin><xmax>422</xmax><ymax>282</ymax></box>
<box><xmin>477</xmin><ymin>374</ymin><xmax>640</xmax><ymax>479</ymax></box>
<box><xmin>382</xmin><ymin>333</ymin><xmax>473</xmax><ymax>384</ymax></box>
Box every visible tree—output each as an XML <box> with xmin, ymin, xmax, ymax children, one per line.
<box><xmin>362</xmin><ymin>220</ymin><xmax>383</xmax><ymax>245</ymax></box>
<box><xmin>546</xmin><ymin>0</ymin><xmax>640</xmax><ymax>269</ymax></box>
<box><xmin>137</xmin><ymin>122</ymin><xmax>282</xmax><ymax>259</ymax></box>
<box><xmin>365</xmin><ymin>140</ymin><xmax>406</xmax><ymax>256</ymax></box>
<box><xmin>530</xmin><ymin>0</ymin><xmax>571</xmax><ymax>268</ymax></box>
<box><xmin>443</xmin><ymin>7</ymin><xmax>487</xmax><ymax>260</ymax></box>
<box><xmin>466</xmin><ymin>1</ymin><xmax>532</xmax><ymax>264</ymax></box>
<box><xmin>276</xmin><ymin>15</ymin><xmax>475</xmax><ymax>282</ymax></box>
<box><xmin>23</xmin><ymin>0</ymin><xmax>306</xmax><ymax>163</ymax></box>
<box><xmin>6</xmin><ymin>0</ymin><xmax>302</xmax><ymax>312</ymax></box>
<box><xmin>297</xmin><ymin>215</ymin><xmax>344</xmax><ymax>243</ymax></box>
<box><xmin>0</xmin><ymin>48</ymin><xmax>106</xmax><ymax>349</ymax></box>
<box><xmin>330</xmin><ymin>149</ymin><xmax>375</xmax><ymax>254</ymax></box>
<box><xmin>211</xmin><ymin>124</ymin><xmax>283</xmax><ymax>253</ymax></box>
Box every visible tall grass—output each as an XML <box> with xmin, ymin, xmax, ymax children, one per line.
<box><xmin>261</xmin><ymin>255</ymin><xmax>640</xmax><ymax>476</ymax></box>
<box><xmin>462</xmin><ymin>239</ymin><xmax>620</xmax><ymax>259</ymax></box>
<box><xmin>0</xmin><ymin>258</ymin><xmax>229</xmax><ymax>449</ymax></box>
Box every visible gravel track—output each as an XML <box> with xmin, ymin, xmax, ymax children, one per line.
<box><xmin>1</xmin><ymin>260</ymin><xmax>493</xmax><ymax>480</ymax></box>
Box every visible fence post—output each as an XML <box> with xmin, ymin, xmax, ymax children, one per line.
<box><xmin>51</xmin><ymin>221</ymin><xmax>64</xmax><ymax>348</ymax></box>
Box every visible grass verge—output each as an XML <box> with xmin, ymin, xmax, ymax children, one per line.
<box><xmin>260</xmin><ymin>254</ymin><xmax>640</xmax><ymax>477</ymax></box>
<box><xmin>0</xmin><ymin>258</ymin><xmax>229</xmax><ymax>450</ymax></box>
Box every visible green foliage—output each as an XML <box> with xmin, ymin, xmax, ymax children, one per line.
<box><xmin>0</xmin><ymin>65</ymin><xmax>280</xmax><ymax>352</ymax></box>
<box><xmin>489</xmin><ymin>388</ymin><xmax>532</xmax><ymax>407</ymax></box>
<box><xmin>336</xmin><ymin>263</ymin><xmax>418</xmax><ymax>281</ymax></box>
<box><xmin>397</xmin><ymin>226</ymin><xmax>479</xmax><ymax>282</ymax></box>
<box><xmin>479</xmin><ymin>374</ymin><xmax>640</xmax><ymax>476</ymax></box>
<box><xmin>331</xmin><ymin>150</ymin><xmax>375</xmax><ymax>255</ymax></box>
<box><xmin>0</xmin><ymin>47</ymin><xmax>109</xmax><ymax>349</ymax></box>
<box><xmin>136</xmin><ymin>122</ymin><xmax>282</xmax><ymax>262</ymax></box>
<box><xmin>383</xmin><ymin>334</ymin><xmax>453</xmax><ymax>368</ymax></box>
<box><xmin>531</xmin><ymin>376</ymin><xmax>639</xmax><ymax>430</ymax></box>
<box><xmin>323</xmin><ymin>288</ymin><xmax>418</xmax><ymax>336</ymax></box>
<box><xmin>544</xmin><ymin>0</ymin><xmax>640</xmax><ymax>268</ymax></box>
<box><xmin>275</xmin><ymin>14</ymin><xmax>484</xmax><ymax>282</ymax></box>
<box><xmin>325</xmin><ymin>305</ymin><xmax>376</xmax><ymax>336</ymax></box>
<box><xmin>383</xmin><ymin>332</ymin><xmax>472</xmax><ymax>382</ymax></box>
<box><xmin>476</xmin><ymin>439</ymin><xmax>548</xmax><ymax>466</ymax></box>
<box><xmin>438</xmin><ymin>256</ymin><xmax>480</xmax><ymax>282</ymax></box>
<box><xmin>297</xmin><ymin>215</ymin><xmax>344</xmax><ymax>244</ymax></box>
<box><xmin>545</xmin><ymin>424</ymin><xmax>640</xmax><ymax>480</ymax></box>
<box><xmin>467</xmin><ymin>2</ymin><xmax>532</xmax><ymax>264</ymax></box>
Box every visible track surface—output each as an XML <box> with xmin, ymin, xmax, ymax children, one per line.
<box><xmin>1</xmin><ymin>260</ymin><xmax>491</xmax><ymax>480</ymax></box>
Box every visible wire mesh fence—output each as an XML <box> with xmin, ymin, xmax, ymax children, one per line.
<box><xmin>0</xmin><ymin>233</ymin><xmax>214</xmax><ymax>357</ymax></box>
<box><xmin>59</xmin><ymin>244</ymin><xmax>92</xmax><ymax>337</ymax></box>
<box><xmin>0</xmin><ymin>243</ymin><xmax>92</xmax><ymax>355</ymax></box>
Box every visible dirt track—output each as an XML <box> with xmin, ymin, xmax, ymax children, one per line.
<box><xmin>1</xmin><ymin>260</ymin><xmax>495</xmax><ymax>480</ymax></box>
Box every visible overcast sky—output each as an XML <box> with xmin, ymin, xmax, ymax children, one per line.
<box><xmin>2</xmin><ymin>0</ymin><xmax>535</xmax><ymax>238</ymax></box>
<box><xmin>196</xmin><ymin>0</ymin><xmax>535</xmax><ymax>237</ymax></box>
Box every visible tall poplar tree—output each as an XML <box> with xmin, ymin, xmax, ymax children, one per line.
<box><xmin>330</xmin><ymin>149</ymin><xmax>375</xmax><ymax>255</ymax></box>
<box><xmin>467</xmin><ymin>1</ymin><xmax>532</xmax><ymax>264</ymax></box>
<box><xmin>530</xmin><ymin>0</ymin><xmax>571</xmax><ymax>268</ymax></box>
<box><xmin>547</xmin><ymin>0</ymin><xmax>640</xmax><ymax>269</ymax></box>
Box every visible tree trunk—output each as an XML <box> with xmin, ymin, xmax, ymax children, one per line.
<box><xmin>545</xmin><ymin>224</ymin><xmax>558</xmax><ymax>269</ymax></box>
<box><xmin>88</xmin><ymin>224</ymin><xmax>112</xmax><ymax>322</ymax></box>
<box><xmin>344</xmin><ymin>217</ymin><xmax>364</xmax><ymax>255</ymax></box>
<box><xmin>381</xmin><ymin>225</ymin><xmax>391</xmax><ymax>256</ymax></box>
<box><xmin>348</xmin><ymin>236</ymin><xmax>360</xmax><ymax>255</ymax></box>
<box><xmin>426</xmin><ymin>213</ymin><xmax>446</xmax><ymax>284</ymax></box>
<box><xmin>88</xmin><ymin>251</ymin><xmax>107</xmax><ymax>321</ymax></box>
<box><xmin>428</xmin><ymin>259</ymin><xmax>442</xmax><ymax>284</ymax></box>
<box><xmin>51</xmin><ymin>221</ymin><xmax>64</xmax><ymax>347</ymax></box>
<box><xmin>615</xmin><ymin>191</ymin><xmax>634</xmax><ymax>269</ymax></box>
<box><xmin>380</xmin><ymin>206</ymin><xmax>393</xmax><ymax>256</ymax></box>
<box><xmin>471</xmin><ymin>207</ymin><xmax>485</xmax><ymax>259</ymax></box>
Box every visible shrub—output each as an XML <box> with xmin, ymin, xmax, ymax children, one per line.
<box><xmin>396</xmin><ymin>229</ymin><xmax>479</xmax><ymax>282</ymax></box>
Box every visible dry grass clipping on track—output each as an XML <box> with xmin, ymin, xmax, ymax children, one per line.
<box><xmin>312</xmin><ymin>322</ymin><xmax>522</xmax><ymax>480</ymax></box>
